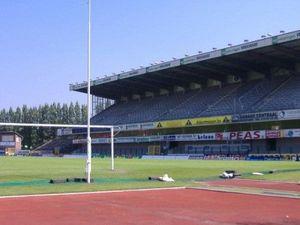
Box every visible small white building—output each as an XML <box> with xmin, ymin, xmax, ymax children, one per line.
<box><xmin>0</xmin><ymin>131</ymin><xmax>23</xmax><ymax>156</ymax></box>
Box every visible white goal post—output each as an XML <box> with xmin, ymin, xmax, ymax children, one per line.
<box><xmin>0</xmin><ymin>0</ymin><xmax>104</xmax><ymax>185</ymax></box>
<box><xmin>0</xmin><ymin>122</ymin><xmax>115</xmax><ymax>183</ymax></box>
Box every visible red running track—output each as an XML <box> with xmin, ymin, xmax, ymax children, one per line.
<box><xmin>206</xmin><ymin>179</ymin><xmax>300</xmax><ymax>192</ymax></box>
<box><xmin>0</xmin><ymin>188</ymin><xmax>299</xmax><ymax>225</ymax></box>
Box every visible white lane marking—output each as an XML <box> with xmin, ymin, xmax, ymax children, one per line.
<box><xmin>0</xmin><ymin>187</ymin><xmax>186</xmax><ymax>199</ymax></box>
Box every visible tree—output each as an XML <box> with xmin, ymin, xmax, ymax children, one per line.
<box><xmin>68</xmin><ymin>102</ymin><xmax>76</xmax><ymax>124</ymax></box>
<box><xmin>81</xmin><ymin>105</ymin><xmax>87</xmax><ymax>124</ymax></box>
<box><xmin>0</xmin><ymin>102</ymin><xmax>87</xmax><ymax>149</ymax></box>
<box><xmin>74</xmin><ymin>102</ymin><xmax>81</xmax><ymax>124</ymax></box>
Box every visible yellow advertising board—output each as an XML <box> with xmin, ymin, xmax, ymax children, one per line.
<box><xmin>155</xmin><ymin>115</ymin><xmax>231</xmax><ymax>129</ymax></box>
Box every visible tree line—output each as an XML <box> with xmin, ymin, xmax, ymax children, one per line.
<box><xmin>0</xmin><ymin>102</ymin><xmax>87</xmax><ymax>149</ymax></box>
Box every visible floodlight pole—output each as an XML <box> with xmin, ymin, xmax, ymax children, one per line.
<box><xmin>86</xmin><ymin>0</ymin><xmax>92</xmax><ymax>184</ymax></box>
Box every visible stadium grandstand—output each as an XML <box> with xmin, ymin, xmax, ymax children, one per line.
<box><xmin>41</xmin><ymin>30</ymin><xmax>300</xmax><ymax>160</ymax></box>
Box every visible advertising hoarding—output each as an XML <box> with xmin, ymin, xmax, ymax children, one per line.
<box><xmin>155</xmin><ymin>115</ymin><xmax>231</xmax><ymax>129</ymax></box>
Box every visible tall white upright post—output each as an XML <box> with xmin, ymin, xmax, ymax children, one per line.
<box><xmin>86</xmin><ymin>0</ymin><xmax>92</xmax><ymax>184</ymax></box>
<box><xmin>111</xmin><ymin>127</ymin><xmax>115</xmax><ymax>171</ymax></box>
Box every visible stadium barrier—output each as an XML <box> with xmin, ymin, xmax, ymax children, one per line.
<box><xmin>141</xmin><ymin>155</ymin><xmax>190</xmax><ymax>160</ymax></box>
<box><xmin>141</xmin><ymin>154</ymin><xmax>298</xmax><ymax>161</ymax></box>
<box><xmin>247</xmin><ymin>154</ymin><xmax>300</xmax><ymax>161</ymax></box>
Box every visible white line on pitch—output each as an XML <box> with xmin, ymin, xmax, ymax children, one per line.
<box><xmin>0</xmin><ymin>187</ymin><xmax>186</xmax><ymax>200</ymax></box>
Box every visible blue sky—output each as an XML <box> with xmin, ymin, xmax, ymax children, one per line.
<box><xmin>1</xmin><ymin>0</ymin><xmax>300</xmax><ymax>109</ymax></box>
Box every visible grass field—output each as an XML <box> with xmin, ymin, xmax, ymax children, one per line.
<box><xmin>0</xmin><ymin>157</ymin><xmax>299</xmax><ymax>196</ymax></box>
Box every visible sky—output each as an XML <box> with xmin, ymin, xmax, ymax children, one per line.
<box><xmin>1</xmin><ymin>0</ymin><xmax>300</xmax><ymax>109</ymax></box>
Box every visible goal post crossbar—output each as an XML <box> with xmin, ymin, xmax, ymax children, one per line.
<box><xmin>0</xmin><ymin>122</ymin><xmax>113</xmax><ymax>129</ymax></box>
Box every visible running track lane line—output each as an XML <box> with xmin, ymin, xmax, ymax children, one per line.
<box><xmin>0</xmin><ymin>186</ymin><xmax>186</xmax><ymax>199</ymax></box>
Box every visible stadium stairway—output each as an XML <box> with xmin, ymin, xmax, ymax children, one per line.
<box><xmin>198</xmin><ymin>84</ymin><xmax>242</xmax><ymax>117</ymax></box>
<box><xmin>35</xmin><ymin>137</ymin><xmax>74</xmax><ymax>154</ymax></box>
<box><xmin>254</xmin><ymin>74</ymin><xmax>300</xmax><ymax>111</ymax></box>
<box><xmin>153</xmin><ymin>89</ymin><xmax>204</xmax><ymax>121</ymax></box>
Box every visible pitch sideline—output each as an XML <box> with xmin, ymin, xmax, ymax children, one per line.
<box><xmin>0</xmin><ymin>186</ymin><xmax>186</xmax><ymax>199</ymax></box>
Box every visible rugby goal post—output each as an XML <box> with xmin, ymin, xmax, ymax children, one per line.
<box><xmin>0</xmin><ymin>122</ymin><xmax>115</xmax><ymax>183</ymax></box>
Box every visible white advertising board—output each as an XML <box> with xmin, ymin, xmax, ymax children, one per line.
<box><xmin>283</xmin><ymin>129</ymin><xmax>300</xmax><ymax>138</ymax></box>
<box><xmin>221</xmin><ymin>39</ymin><xmax>271</xmax><ymax>56</ymax></box>
<box><xmin>272</xmin><ymin>30</ymin><xmax>300</xmax><ymax>44</ymax></box>
<box><xmin>146</xmin><ymin>60</ymin><xmax>180</xmax><ymax>73</ymax></box>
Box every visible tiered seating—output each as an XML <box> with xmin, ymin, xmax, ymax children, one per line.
<box><xmin>201</xmin><ymin>76</ymin><xmax>288</xmax><ymax>116</ymax></box>
<box><xmin>91</xmin><ymin>101</ymin><xmax>139</xmax><ymax>124</ymax></box>
<box><xmin>160</xmin><ymin>85</ymin><xmax>239</xmax><ymax>120</ymax></box>
<box><xmin>256</xmin><ymin>75</ymin><xmax>300</xmax><ymax>111</ymax></box>
<box><xmin>91</xmin><ymin>75</ymin><xmax>300</xmax><ymax>125</ymax></box>
<box><xmin>91</xmin><ymin>92</ymin><xmax>193</xmax><ymax>124</ymax></box>
<box><xmin>123</xmin><ymin>93</ymin><xmax>190</xmax><ymax>123</ymax></box>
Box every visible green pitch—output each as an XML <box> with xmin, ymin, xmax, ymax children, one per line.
<box><xmin>0</xmin><ymin>157</ymin><xmax>299</xmax><ymax>196</ymax></box>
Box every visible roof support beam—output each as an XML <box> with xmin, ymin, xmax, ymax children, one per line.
<box><xmin>175</xmin><ymin>66</ymin><xmax>225</xmax><ymax>82</ymax></box>
<box><xmin>154</xmin><ymin>71</ymin><xmax>193</xmax><ymax>89</ymax></box>
<box><xmin>137</xmin><ymin>76</ymin><xmax>177</xmax><ymax>90</ymax></box>
<box><xmin>272</xmin><ymin>45</ymin><xmax>300</xmax><ymax>59</ymax></box>
<box><xmin>90</xmin><ymin>85</ymin><xmax>126</xmax><ymax>99</ymax></box>
<box><xmin>218</xmin><ymin>57</ymin><xmax>269</xmax><ymax>75</ymax></box>
<box><xmin>246</xmin><ymin>51</ymin><xmax>295</xmax><ymax>71</ymax></box>
<box><xmin>170</xmin><ymin>68</ymin><xmax>207</xmax><ymax>84</ymax></box>
<box><xmin>201</xmin><ymin>61</ymin><xmax>248</xmax><ymax>80</ymax></box>
<box><xmin>121</xmin><ymin>78</ymin><xmax>161</xmax><ymax>90</ymax></box>
<box><xmin>194</xmin><ymin>63</ymin><xmax>230</xmax><ymax>77</ymax></box>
